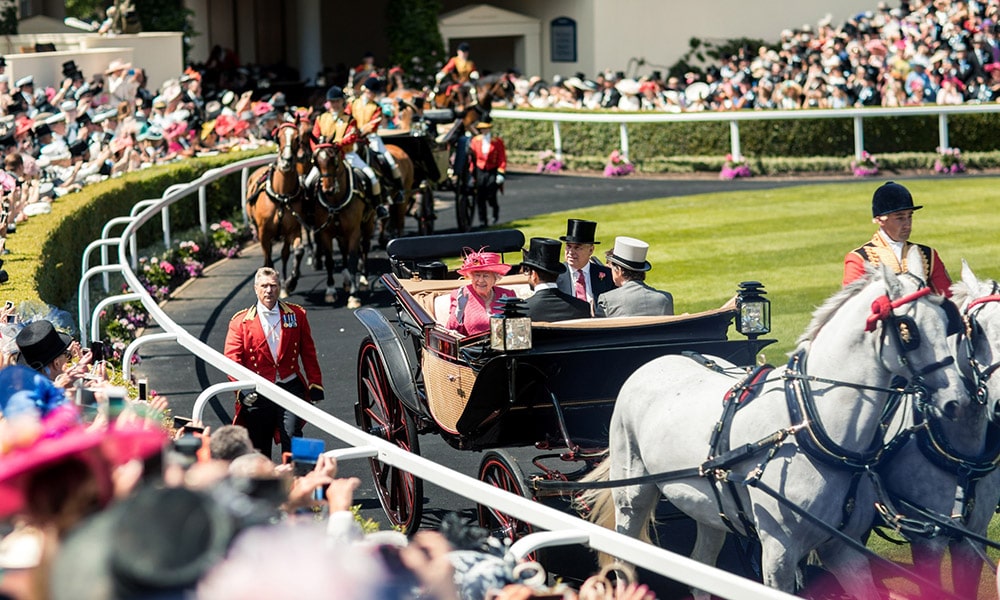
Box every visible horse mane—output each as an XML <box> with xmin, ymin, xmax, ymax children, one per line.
<box><xmin>476</xmin><ymin>73</ymin><xmax>505</xmax><ymax>86</ymax></box>
<box><xmin>796</xmin><ymin>271</ymin><xmax>879</xmax><ymax>345</ymax></box>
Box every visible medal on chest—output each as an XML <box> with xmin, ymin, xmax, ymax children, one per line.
<box><xmin>282</xmin><ymin>312</ymin><xmax>297</xmax><ymax>328</ymax></box>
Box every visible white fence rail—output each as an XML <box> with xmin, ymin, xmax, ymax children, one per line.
<box><xmin>492</xmin><ymin>103</ymin><xmax>1000</xmax><ymax>163</ymax></box>
<box><xmin>82</xmin><ymin>155</ymin><xmax>794</xmax><ymax>600</ymax></box>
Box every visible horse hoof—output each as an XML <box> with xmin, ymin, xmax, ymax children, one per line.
<box><xmin>347</xmin><ymin>296</ymin><xmax>362</xmax><ymax>309</ymax></box>
<box><xmin>359</xmin><ymin>275</ymin><xmax>370</xmax><ymax>289</ymax></box>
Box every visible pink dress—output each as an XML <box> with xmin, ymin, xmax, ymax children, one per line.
<box><xmin>446</xmin><ymin>285</ymin><xmax>515</xmax><ymax>336</ymax></box>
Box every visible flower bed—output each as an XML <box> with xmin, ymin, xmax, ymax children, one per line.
<box><xmin>719</xmin><ymin>154</ymin><xmax>752</xmax><ymax>180</ymax></box>
<box><xmin>934</xmin><ymin>146</ymin><xmax>966</xmax><ymax>174</ymax></box>
<box><xmin>603</xmin><ymin>150</ymin><xmax>634</xmax><ymax>177</ymax></box>
<box><xmin>850</xmin><ymin>151</ymin><xmax>879</xmax><ymax>177</ymax></box>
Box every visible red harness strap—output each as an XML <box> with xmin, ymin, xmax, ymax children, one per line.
<box><xmin>865</xmin><ymin>287</ymin><xmax>932</xmax><ymax>332</ymax></box>
<box><xmin>966</xmin><ymin>294</ymin><xmax>1000</xmax><ymax>312</ymax></box>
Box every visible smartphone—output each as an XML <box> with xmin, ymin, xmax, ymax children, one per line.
<box><xmin>137</xmin><ymin>379</ymin><xmax>148</xmax><ymax>401</ymax></box>
<box><xmin>290</xmin><ymin>437</ymin><xmax>325</xmax><ymax>477</ymax></box>
<box><xmin>105</xmin><ymin>387</ymin><xmax>127</xmax><ymax>421</ymax></box>
<box><xmin>89</xmin><ymin>341</ymin><xmax>106</xmax><ymax>362</ymax></box>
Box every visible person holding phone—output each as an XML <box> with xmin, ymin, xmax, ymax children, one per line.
<box><xmin>224</xmin><ymin>267</ymin><xmax>324</xmax><ymax>457</ymax></box>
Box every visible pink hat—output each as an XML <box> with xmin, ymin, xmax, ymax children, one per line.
<box><xmin>252</xmin><ymin>101</ymin><xmax>273</xmax><ymax>117</ymax></box>
<box><xmin>0</xmin><ymin>405</ymin><xmax>166</xmax><ymax>518</ymax></box>
<box><xmin>457</xmin><ymin>249</ymin><xmax>511</xmax><ymax>277</ymax></box>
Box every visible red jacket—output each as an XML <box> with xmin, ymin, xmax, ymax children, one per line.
<box><xmin>469</xmin><ymin>134</ymin><xmax>506</xmax><ymax>173</ymax></box>
<box><xmin>224</xmin><ymin>301</ymin><xmax>324</xmax><ymax>394</ymax></box>
<box><xmin>843</xmin><ymin>232</ymin><xmax>952</xmax><ymax>296</ymax></box>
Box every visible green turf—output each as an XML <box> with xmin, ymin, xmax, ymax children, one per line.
<box><xmin>509</xmin><ymin>177</ymin><xmax>1000</xmax><ymax>597</ymax></box>
<box><xmin>506</xmin><ymin>177</ymin><xmax>1000</xmax><ymax>358</ymax></box>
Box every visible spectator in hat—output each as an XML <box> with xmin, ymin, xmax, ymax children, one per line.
<box><xmin>467</xmin><ymin>116</ymin><xmax>506</xmax><ymax>226</ymax></box>
<box><xmin>447</xmin><ymin>249</ymin><xmax>516</xmax><ymax>336</ymax></box>
<box><xmin>556</xmin><ymin>219</ymin><xmax>615</xmax><ymax>311</ymax></box>
<box><xmin>843</xmin><ymin>181</ymin><xmax>951</xmax><ymax>295</ymax></box>
<box><xmin>15</xmin><ymin>320</ymin><xmax>73</xmax><ymax>379</ymax></box>
<box><xmin>520</xmin><ymin>238</ymin><xmax>591</xmax><ymax>322</ymax></box>
<box><xmin>106</xmin><ymin>58</ymin><xmax>138</xmax><ymax>106</ymax></box>
<box><xmin>598</xmin><ymin>237</ymin><xmax>674</xmax><ymax>318</ymax></box>
<box><xmin>14</xmin><ymin>76</ymin><xmax>34</xmax><ymax>108</ymax></box>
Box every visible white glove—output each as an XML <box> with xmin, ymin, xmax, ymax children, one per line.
<box><xmin>470</xmin><ymin>71</ymin><xmax>480</xmax><ymax>80</ymax></box>
<box><xmin>496</xmin><ymin>174</ymin><xmax>505</xmax><ymax>185</ymax></box>
<box><xmin>435</xmin><ymin>71</ymin><xmax>446</xmax><ymax>82</ymax></box>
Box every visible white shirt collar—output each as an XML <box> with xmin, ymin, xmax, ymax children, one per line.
<box><xmin>878</xmin><ymin>228</ymin><xmax>904</xmax><ymax>262</ymax></box>
<box><xmin>257</xmin><ymin>301</ymin><xmax>279</xmax><ymax>316</ymax></box>
<box><xmin>535</xmin><ymin>282</ymin><xmax>558</xmax><ymax>291</ymax></box>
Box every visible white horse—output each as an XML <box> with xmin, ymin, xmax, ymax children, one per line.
<box><xmin>878</xmin><ymin>261</ymin><xmax>1000</xmax><ymax>598</ymax></box>
<box><xmin>581</xmin><ymin>257</ymin><xmax>970</xmax><ymax>598</ymax></box>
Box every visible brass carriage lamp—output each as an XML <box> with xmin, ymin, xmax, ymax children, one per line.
<box><xmin>736</xmin><ymin>281</ymin><xmax>771</xmax><ymax>340</ymax></box>
<box><xmin>490</xmin><ymin>297</ymin><xmax>532</xmax><ymax>351</ymax></box>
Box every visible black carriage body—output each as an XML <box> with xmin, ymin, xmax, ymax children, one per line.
<box><xmin>361</xmin><ymin>254</ymin><xmax>770</xmax><ymax>452</ymax></box>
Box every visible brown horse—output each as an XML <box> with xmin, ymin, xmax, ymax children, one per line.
<box><xmin>310</xmin><ymin>143</ymin><xmax>375</xmax><ymax>308</ymax></box>
<box><xmin>245</xmin><ymin>122</ymin><xmax>307</xmax><ymax>297</ymax></box>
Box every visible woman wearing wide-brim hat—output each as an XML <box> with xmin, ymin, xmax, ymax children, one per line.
<box><xmin>446</xmin><ymin>249</ymin><xmax>516</xmax><ymax>336</ymax></box>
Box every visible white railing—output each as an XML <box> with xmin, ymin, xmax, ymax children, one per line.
<box><xmin>492</xmin><ymin>103</ymin><xmax>1000</xmax><ymax>163</ymax></box>
<box><xmin>82</xmin><ymin>154</ymin><xmax>794</xmax><ymax>600</ymax></box>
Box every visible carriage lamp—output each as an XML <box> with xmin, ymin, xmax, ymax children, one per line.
<box><xmin>490</xmin><ymin>297</ymin><xmax>532</xmax><ymax>351</ymax></box>
<box><xmin>736</xmin><ymin>281</ymin><xmax>771</xmax><ymax>340</ymax></box>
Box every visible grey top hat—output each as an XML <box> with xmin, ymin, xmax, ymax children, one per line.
<box><xmin>606</xmin><ymin>236</ymin><xmax>652</xmax><ymax>272</ymax></box>
<box><xmin>559</xmin><ymin>219</ymin><xmax>600</xmax><ymax>244</ymax></box>
<box><xmin>521</xmin><ymin>237</ymin><xmax>566</xmax><ymax>275</ymax></box>
<box><xmin>15</xmin><ymin>320</ymin><xmax>72</xmax><ymax>371</ymax></box>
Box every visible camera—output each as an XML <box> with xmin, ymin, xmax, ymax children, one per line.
<box><xmin>172</xmin><ymin>416</ymin><xmax>205</xmax><ymax>435</ymax></box>
<box><xmin>289</xmin><ymin>437</ymin><xmax>327</xmax><ymax>500</ymax></box>
<box><xmin>105</xmin><ymin>386</ymin><xmax>127</xmax><ymax>421</ymax></box>
<box><xmin>172</xmin><ymin>435</ymin><xmax>201</xmax><ymax>468</ymax></box>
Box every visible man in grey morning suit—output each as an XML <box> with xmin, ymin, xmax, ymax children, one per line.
<box><xmin>597</xmin><ymin>236</ymin><xmax>674</xmax><ymax>317</ymax></box>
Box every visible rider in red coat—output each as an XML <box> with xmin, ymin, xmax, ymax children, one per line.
<box><xmin>843</xmin><ymin>181</ymin><xmax>951</xmax><ymax>296</ymax></box>
<box><xmin>224</xmin><ymin>267</ymin><xmax>324</xmax><ymax>456</ymax></box>
<box><xmin>467</xmin><ymin>117</ymin><xmax>507</xmax><ymax>226</ymax></box>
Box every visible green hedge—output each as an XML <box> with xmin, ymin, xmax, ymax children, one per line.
<box><xmin>497</xmin><ymin>109</ymin><xmax>1000</xmax><ymax>160</ymax></box>
<box><xmin>6</xmin><ymin>150</ymin><xmax>268</xmax><ymax>310</ymax></box>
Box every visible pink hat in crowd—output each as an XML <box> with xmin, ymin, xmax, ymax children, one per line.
<box><xmin>0</xmin><ymin>404</ymin><xmax>166</xmax><ymax>518</ymax></box>
<box><xmin>457</xmin><ymin>249</ymin><xmax>512</xmax><ymax>277</ymax></box>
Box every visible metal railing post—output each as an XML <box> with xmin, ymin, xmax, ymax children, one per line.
<box><xmin>122</xmin><ymin>332</ymin><xmax>178</xmax><ymax>381</ymax></box>
<box><xmin>853</xmin><ymin>116</ymin><xmax>865</xmax><ymax>160</ymax></box>
<box><xmin>192</xmin><ymin>381</ymin><xmax>257</xmax><ymax>423</ymax></box>
<box><xmin>78</xmin><ymin>264</ymin><xmax>125</xmax><ymax>347</ymax></box>
<box><xmin>199</xmin><ymin>186</ymin><xmax>209</xmax><ymax>235</ymax></box>
<box><xmin>938</xmin><ymin>113</ymin><xmax>950</xmax><ymax>150</ymax></box>
<box><xmin>553</xmin><ymin>121</ymin><xmax>563</xmax><ymax>161</ymax></box>
<box><xmin>241</xmin><ymin>167</ymin><xmax>250</xmax><ymax>227</ymax></box>
<box><xmin>91</xmin><ymin>293</ymin><xmax>142</xmax><ymax>346</ymax></box>
<box><xmin>729</xmin><ymin>120</ymin><xmax>741</xmax><ymax>162</ymax></box>
<box><xmin>619</xmin><ymin>122</ymin><xmax>630</xmax><ymax>162</ymax></box>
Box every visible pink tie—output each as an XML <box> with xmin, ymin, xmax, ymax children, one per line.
<box><xmin>575</xmin><ymin>270</ymin><xmax>587</xmax><ymax>301</ymax></box>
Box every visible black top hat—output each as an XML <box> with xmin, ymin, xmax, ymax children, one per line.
<box><xmin>0</xmin><ymin>133</ymin><xmax>14</xmax><ymax>149</ymax></box>
<box><xmin>15</xmin><ymin>320</ymin><xmax>72</xmax><ymax>371</ymax></box>
<box><xmin>62</xmin><ymin>60</ymin><xmax>79</xmax><ymax>79</ymax></box>
<box><xmin>69</xmin><ymin>138</ymin><xmax>89</xmax><ymax>157</ymax></box>
<box><xmin>559</xmin><ymin>219</ymin><xmax>600</xmax><ymax>245</ymax></box>
<box><xmin>0</xmin><ymin>56</ymin><xmax>6</xmax><ymax>68</ymax></box>
<box><xmin>521</xmin><ymin>238</ymin><xmax>566</xmax><ymax>275</ymax></box>
<box><xmin>32</xmin><ymin>123</ymin><xmax>51</xmax><ymax>138</ymax></box>
<box><xmin>872</xmin><ymin>181</ymin><xmax>922</xmax><ymax>217</ymax></box>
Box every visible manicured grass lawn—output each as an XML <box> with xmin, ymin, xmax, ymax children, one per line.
<box><xmin>510</xmin><ymin>176</ymin><xmax>1000</xmax><ymax>597</ymax></box>
<box><xmin>509</xmin><ymin>177</ymin><xmax>1000</xmax><ymax>358</ymax></box>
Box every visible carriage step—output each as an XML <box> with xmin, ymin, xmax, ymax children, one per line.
<box><xmin>508</xmin><ymin>530</ymin><xmax>589</xmax><ymax>561</ymax></box>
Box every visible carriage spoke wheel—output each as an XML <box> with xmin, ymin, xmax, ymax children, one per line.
<box><xmin>356</xmin><ymin>338</ymin><xmax>423</xmax><ymax>534</ymax></box>
<box><xmin>477</xmin><ymin>450</ymin><xmax>536</xmax><ymax>548</ymax></box>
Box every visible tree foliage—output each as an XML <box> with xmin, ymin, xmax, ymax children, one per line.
<box><xmin>386</xmin><ymin>0</ymin><xmax>445</xmax><ymax>88</ymax></box>
<box><xmin>0</xmin><ymin>0</ymin><xmax>18</xmax><ymax>35</ymax></box>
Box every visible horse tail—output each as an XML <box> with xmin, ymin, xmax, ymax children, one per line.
<box><xmin>576</xmin><ymin>456</ymin><xmax>655</xmax><ymax>567</ymax></box>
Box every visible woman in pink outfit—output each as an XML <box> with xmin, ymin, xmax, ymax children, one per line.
<box><xmin>446</xmin><ymin>250</ymin><xmax>515</xmax><ymax>336</ymax></box>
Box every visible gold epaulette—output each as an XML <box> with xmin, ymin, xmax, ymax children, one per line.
<box><xmin>233</xmin><ymin>306</ymin><xmax>256</xmax><ymax>321</ymax></box>
<box><xmin>281</xmin><ymin>301</ymin><xmax>304</xmax><ymax>311</ymax></box>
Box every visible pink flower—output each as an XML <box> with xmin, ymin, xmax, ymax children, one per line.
<box><xmin>160</xmin><ymin>261</ymin><xmax>175</xmax><ymax>274</ymax></box>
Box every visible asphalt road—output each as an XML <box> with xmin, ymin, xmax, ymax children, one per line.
<box><xmin>138</xmin><ymin>171</ymin><xmax>836</xmax><ymax>533</ymax></box>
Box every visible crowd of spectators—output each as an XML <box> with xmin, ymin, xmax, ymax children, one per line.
<box><xmin>0</xmin><ymin>55</ymin><xmax>292</xmax><ymax>257</ymax></box>
<box><xmin>0</xmin><ymin>328</ymin><xmax>656</xmax><ymax>599</ymax></box>
<box><xmin>508</xmin><ymin>0</ymin><xmax>1000</xmax><ymax>112</ymax></box>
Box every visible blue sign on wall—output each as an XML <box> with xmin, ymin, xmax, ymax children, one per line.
<box><xmin>551</xmin><ymin>17</ymin><xmax>577</xmax><ymax>63</ymax></box>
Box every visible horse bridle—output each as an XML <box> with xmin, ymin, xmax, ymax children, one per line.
<box><xmin>961</xmin><ymin>282</ymin><xmax>1000</xmax><ymax>406</ymax></box>
<box><xmin>312</xmin><ymin>144</ymin><xmax>354</xmax><ymax>214</ymax></box>
<box><xmin>274</xmin><ymin>123</ymin><xmax>298</xmax><ymax>172</ymax></box>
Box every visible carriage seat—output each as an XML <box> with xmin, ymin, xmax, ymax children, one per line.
<box><xmin>401</xmin><ymin>274</ymin><xmax>532</xmax><ymax>328</ymax></box>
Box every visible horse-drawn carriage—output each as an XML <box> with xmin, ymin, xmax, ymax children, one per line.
<box><xmin>353</xmin><ymin>229</ymin><xmax>774</xmax><ymax>537</ymax></box>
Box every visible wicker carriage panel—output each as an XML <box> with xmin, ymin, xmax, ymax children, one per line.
<box><xmin>423</xmin><ymin>352</ymin><xmax>478</xmax><ymax>434</ymax></box>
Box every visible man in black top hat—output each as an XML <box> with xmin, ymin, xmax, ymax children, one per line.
<box><xmin>843</xmin><ymin>181</ymin><xmax>951</xmax><ymax>295</ymax></box>
<box><xmin>556</xmin><ymin>219</ymin><xmax>615</xmax><ymax>311</ymax></box>
<box><xmin>521</xmin><ymin>238</ymin><xmax>592</xmax><ymax>322</ymax></box>
<box><xmin>15</xmin><ymin>320</ymin><xmax>73</xmax><ymax>380</ymax></box>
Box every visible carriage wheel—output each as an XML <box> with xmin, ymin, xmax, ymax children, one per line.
<box><xmin>477</xmin><ymin>450</ymin><xmax>536</xmax><ymax>544</ymax></box>
<box><xmin>356</xmin><ymin>337</ymin><xmax>423</xmax><ymax>534</ymax></box>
